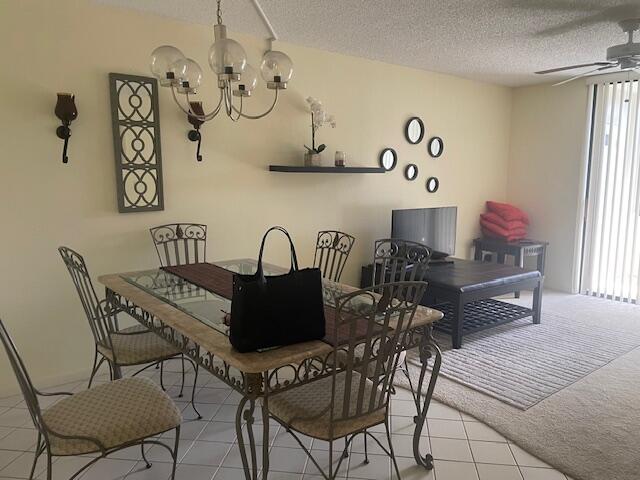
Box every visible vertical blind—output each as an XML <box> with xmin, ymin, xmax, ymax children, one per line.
<box><xmin>582</xmin><ymin>78</ymin><xmax>640</xmax><ymax>302</ymax></box>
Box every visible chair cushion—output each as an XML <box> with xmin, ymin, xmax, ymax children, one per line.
<box><xmin>268</xmin><ymin>371</ymin><xmax>386</xmax><ymax>441</ymax></box>
<box><xmin>43</xmin><ymin>377</ymin><xmax>182</xmax><ymax>455</ymax></box>
<box><xmin>97</xmin><ymin>328</ymin><xmax>182</xmax><ymax>365</ymax></box>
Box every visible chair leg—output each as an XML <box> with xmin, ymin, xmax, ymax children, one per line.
<box><xmin>178</xmin><ymin>354</ymin><xmax>185</xmax><ymax>398</ymax></box>
<box><xmin>190</xmin><ymin>362</ymin><xmax>202</xmax><ymax>419</ymax></box>
<box><xmin>88</xmin><ymin>350</ymin><xmax>105</xmax><ymax>389</ymax></box>
<box><xmin>46</xmin><ymin>451</ymin><xmax>52</xmax><ymax>480</ymax></box>
<box><xmin>342</xmin><ymin>437</ymin><xmax>349</xmax><ymax>459</ymax></box>
<box><xmin>141</xmin><ymin>443</ymin><xmax>151</xmax><ymax>469</ymax></box>
<box><xmin>28</xmin><ymin>433</ymin><xmax>42</xmax><ymax>480</ymax></box>
<box><xmin>160</xmin><ymin>361</ymin><xmax>166</xmax><ymax>391</ymax></box>
<box><xmin>170</xmin><ymin>425</ymin><xmax>181</xmax><ymax>480</ymax></box>
<box><xmin>384</xmin><ymin>419</ymin><xmax>401</xmax><ymax>479</ymax></box>
<box><xmin>364</xmin><ymin>431</ymin><xmax>369</xmax><ymax>464</ymax></box>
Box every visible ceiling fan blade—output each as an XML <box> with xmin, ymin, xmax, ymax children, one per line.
<box><xmin>552</xmin><ymin>65</ymin><xmax>618</xmax><ymax>86</ymax></box>
<box><xmin>536</xmin><ymin>62</ymin><xmax>614</xmax><ymax>74</ymax></box>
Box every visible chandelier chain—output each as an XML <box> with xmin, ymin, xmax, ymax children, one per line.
<box><xmin>216</xmin><ymin>0</ymin><xmax>222</xmax><ymax>25</ymax></box>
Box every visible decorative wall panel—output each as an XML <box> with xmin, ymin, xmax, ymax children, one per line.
<box><xmin>109</xmin><ymin>73</ymin><xmax>164</xmax><ymax>213</ymax></box>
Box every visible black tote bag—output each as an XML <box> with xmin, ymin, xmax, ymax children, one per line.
<box><xmin>230</xmin><ymin>226</ymin><xmax>326</xmax><ymax>353</ymax></box>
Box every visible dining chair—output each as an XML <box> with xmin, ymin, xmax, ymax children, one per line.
<box><xmin>58</xmin><ymin>246</ymin><xmax>201</xmax><ymax>418</ymax></box>
<box><xmin>372</xmin><ymin>238</ymin><xmax>432</xmax><ymax>287</ymax></box>
<box><xmin>313</xmin><ymin>230</ymin><xmax>356</xmax><ymax>282</ymax></box>
<box><xmin>267</xmin><ymin>280</ymin><xmax>428</xmax><ymax>479</ymax></box>
<box><xmin>149</xmin><ymin>223</ymin><xmax>207</xmax><ymax>267</ymax></box>
<box><xmin>0</xmin><ymin>317</ymin><xmax>182</xmax><ymax>480</ymax></box>
<box><xmin>372</xmin><ymin>239</ymin><xmax>432</xmax><ymax>394</ymax></box>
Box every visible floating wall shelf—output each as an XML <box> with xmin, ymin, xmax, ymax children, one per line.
<box><xmin>269</xmin><ymin>165</ymin><xmax>385</xmax><ymax>173</ymax></box>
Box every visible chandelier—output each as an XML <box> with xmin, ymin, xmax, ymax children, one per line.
<box><xmin>149</xmin><ymin>0</ymin><xmax>293</xmax><ymax>123</ymax></box>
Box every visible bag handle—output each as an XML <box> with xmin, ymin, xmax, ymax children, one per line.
<box><xmin>256</xmin><ymin>226</ymin><xmax>299</xmax><ymax>281</ymax></box>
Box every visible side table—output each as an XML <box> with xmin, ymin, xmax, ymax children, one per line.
<box><xmin>473</xmin><ymin>237</ymin><xmax>548</xmax><ymax>298</ymax></box>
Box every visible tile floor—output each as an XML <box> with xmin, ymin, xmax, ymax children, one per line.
<box><xmin>0</xmin><ymin>364</ymin><xmax>573</xmax><ymax>480</ymax></box>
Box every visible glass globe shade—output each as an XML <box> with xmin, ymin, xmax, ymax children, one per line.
<box><xmin>260</xmin><ymin>50</ymin><xmax>293</xmax><ymax>83</ymax></box>
<box><xmin>150</xmin><ymin>45</ymin><xmax>185</xmax><ymax>86</ymax></box>
<box><xmin>208</xmin><ymin>38</ymin><xmax>247</xmax><ymax>76</ymax></box>
<box><xmin>235</xmin><ymin>64</ymin><xmax>258</xmax><ymax>94</ymax></box>
<box><xmin>171</xmin><ymin>58</ymin><xmax>203</xmax><ymax>94</ymax></box>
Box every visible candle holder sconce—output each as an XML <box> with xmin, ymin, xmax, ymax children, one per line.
<box><xmin>187</xmin><ymin>101</ymin><xmax>204</xmax><ymax>162</ymax></box>
<box><xmin>55</xmin><ymin>93</ymin><xmax>78</xmax><ymax>164</ymax></box>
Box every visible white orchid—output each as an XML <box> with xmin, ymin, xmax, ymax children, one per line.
<box><xmin>305</xmin><ymin>96</ymin><xmax>336</xmax><ymax>154</ymax></box>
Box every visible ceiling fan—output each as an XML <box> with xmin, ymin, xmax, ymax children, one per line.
<box><xmin>535</xmin><ymin>18</ymin><xmax>640</xmax><ymax>86</ymax></box>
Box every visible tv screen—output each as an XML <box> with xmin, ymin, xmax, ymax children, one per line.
<box><xmin>391</xmin><ymin>207</ymin><xmax>457</xmax><ymax>257</ymax></box>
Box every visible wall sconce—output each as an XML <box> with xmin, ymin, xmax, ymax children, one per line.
<box><xmin>55</xmin><ymin>93</ymin><xmax>78</xmax><ymax>164</ymax></box>
<box><xmin>187</xmin><ymin>101</ymin><xmax>204</xmax><ymax>162</ymax></box>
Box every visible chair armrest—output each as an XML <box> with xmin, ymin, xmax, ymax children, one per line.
<box><xmin>34</xmin><ymin>389</ymin><xmax>73</xmax><ymax>397</ymax></box>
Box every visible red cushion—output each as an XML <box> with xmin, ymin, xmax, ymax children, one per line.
<box><xmin>480</xmin><ymin>218</ymin><xmax>527</xmax><ymax>239</ymax></box>
<box><xmin>480</xmin><ymin>212</ymin><xmax>527</xmax><ymax>231</ymax></box>
<box><xmin>486</xmin><ymin>201</ymin><xmax>529</xmax><ymax>224</ymax></box>
<box><xmin>482</xmin><ymin>228</ymin><xmax>527</xmax><ymax>243</ymax></box>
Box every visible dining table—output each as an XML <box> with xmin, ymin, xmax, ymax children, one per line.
<box><xmin>98</xmin><ymin>258</ymin><xmax>443</xmax><ymax>479</ymax></box>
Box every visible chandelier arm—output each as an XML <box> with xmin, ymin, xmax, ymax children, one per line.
<box><xmin>230</xmin><ymin>89</ymin><xmax>279</xmax><ymax>120</ymax></box>
<box><xmin>230</xmin><ymin>95</ymin><xmax>243</xmax><ymax>122</ymax></box>
<box><xmin>171</xmin><ymin>86</ymin><xmax>223</xmax><ymax>122</ymax></box>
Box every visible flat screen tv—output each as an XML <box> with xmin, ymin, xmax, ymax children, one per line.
<box><xmin>391</xmin><ymin>207</ymin><xmax>457</xmax><ymax>259</ymax></box>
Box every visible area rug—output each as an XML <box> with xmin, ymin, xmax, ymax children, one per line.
<box><xmin>422</xmin><ymin>309</ymin><xmax>640</xmax><ymax>409</ymax></box>
<box><xmin>397</xmin><ymin>291</ymin><xmax>640</xmax><ymax>480</ymax></box>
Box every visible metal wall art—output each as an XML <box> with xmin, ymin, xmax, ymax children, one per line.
<box><xmin>54</xmin><ymin>93</ymin><xmax>78</xmax><ymax>164</ymax></box>
<box><xmin>109</xmin><ymin>73</ymin><xmax>164</xmax><ymax>213</ymax></box>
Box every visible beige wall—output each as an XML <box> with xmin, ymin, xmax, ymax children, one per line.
<box><xmin>507</xmin><ymin>82</ymin><xmax>591</xmax><ymax>292</ymax></box>
<box><xmin>0</xmin><ymin>0</ymin><xmax>512</xmax><ymax>391</ymax></box>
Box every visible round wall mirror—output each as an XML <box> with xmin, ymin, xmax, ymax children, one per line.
<box><xmin>379</xmin><ymin>148</ymin><xmax>397</xmax><ymax>171</ymax></box>
<box><xmin>405</xmin><ymin>164</ymin><xmax>418</xmax><ymax>181</ymax></box>
<box><xmin>405</xmin><ymin>117</ymin><xmax>425</xmax><ymax>144</ymax></box>
<box><xmin>428</xmin><ymin>136</ymin><xmax>444</xmax><ymax>158</ymax></box>
<box><xmin>426</xmin><ymin>176</ymin><xmax>439</xmax><ymax>193</ymax></box>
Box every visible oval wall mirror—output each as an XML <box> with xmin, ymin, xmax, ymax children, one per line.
<box><xmin>379</xmin><ymin>148</ymin><xmax>397</xmax><ymax>171</ymax></box>
<box><xmin>428</xmin><ymin>136</ymin><xmax>444</xmax><ymax>158</ymax></box>
<box><xmin>405</xmin><ymin>164</ymin><xmax>418</xmax><ymax>181</ymax></box>
<box><xmin>426</xmin><ymin>176</ymin><xmax>439</xmax><ymax>193</ymax></box>
<box><xmin>405</xmin><ymin>117</ymin><xmax>425</xmax><ymax>144</ymax></box>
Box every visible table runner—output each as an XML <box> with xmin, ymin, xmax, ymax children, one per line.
<box><xmin>162</xmin><ymin>262</ymin><xmax>370</xmax><ymax>346</ymax></box>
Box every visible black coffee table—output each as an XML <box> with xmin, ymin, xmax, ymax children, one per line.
<box><xmin>360</xmin><ymin>258</ymin><xmax>543</xmax><ymax>349</ymax></box>
<box><xmin>423</xmin><ymin>259</ymin><xmax>542</xmax><ymax>348</ymax></box>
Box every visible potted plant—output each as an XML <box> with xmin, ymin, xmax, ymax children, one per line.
<box><xmin>304</xmin><ymin>97</ymin><xmax>336</xmax><ymax>166</ymax></box>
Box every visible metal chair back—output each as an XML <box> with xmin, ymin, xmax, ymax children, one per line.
<box><xmin>313</xmin><ymin>230</ymin><xmax>355</xmax><ymax>282</ymax></box>
<box><xmin>149</xmin><ymin>223</ymin><xmax>207</xmax><ymax>267</ymax></box>
<box><xmin>58</xmin><ymin>246</ymin><xmax>115</xmax><ymax>353</ymax></box>
<box><xmin>0</xmin><ymin>319</ymin><xmax>47</xmax><ymax>435</ymax></box>
<box><xmin>372</xmin><ymin>239</ymin><xmax>432</xmax><ymax>290</ymax></box>
<box><xmin>329</xmin><ymin>281</ymin><xmax>427</xmax><ymax>433</ymax></box>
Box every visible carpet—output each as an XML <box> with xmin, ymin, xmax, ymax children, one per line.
<box><xmin>424</xmin><ymin>308</ymin><xmax>640</xmax><ymax>409</ymax></box>
<box><xmin>397</xmin><ymin>291</ymin><xmax>640</xmax><ymax>480</ymax></box>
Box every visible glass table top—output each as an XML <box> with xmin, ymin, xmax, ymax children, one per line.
<box><xmin>119</xmin><ymin>259</ymin><xmax>338</xmax><ymax>337</ymax></box>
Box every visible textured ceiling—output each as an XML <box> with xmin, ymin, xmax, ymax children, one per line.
<box><xmin>94</xmin><ymin>0</ymin><xmax>640</xmax><ymax>87</ymax></box>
